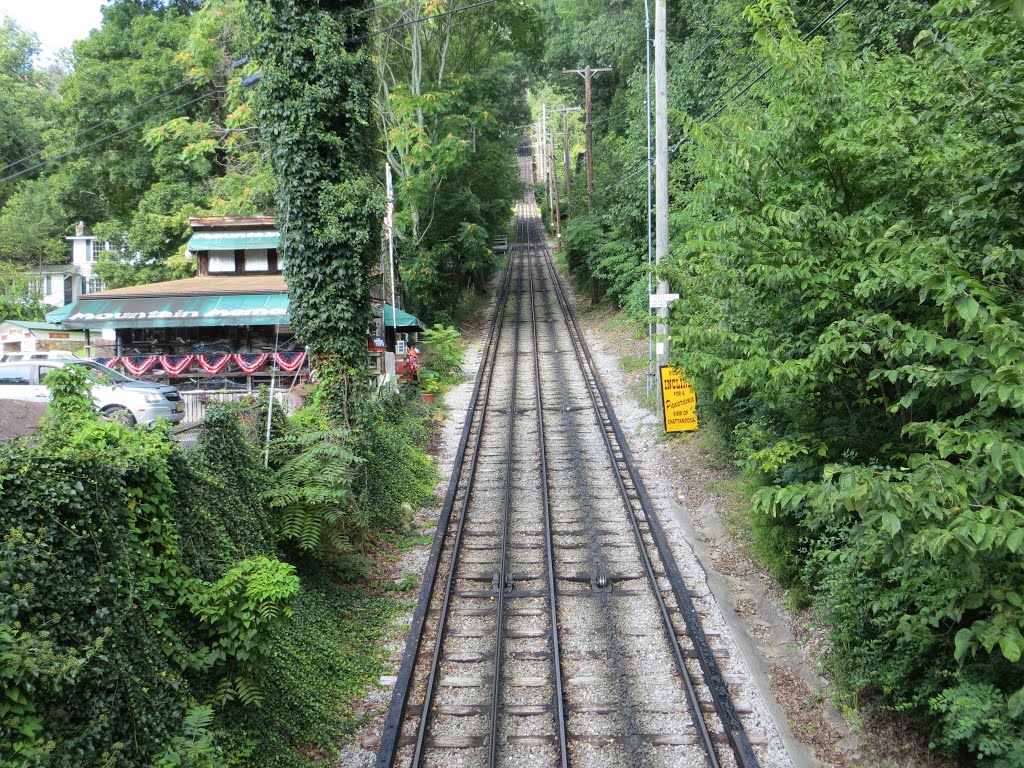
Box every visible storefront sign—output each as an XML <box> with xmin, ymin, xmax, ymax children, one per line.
<box><xmin>368</xmin><ymin>334</ymin><xmax>387</xmax><ymax>351</ymax></box>
<box><xmin>660</xmin><ymin>366</ymin><xmax>698</xmax><ymax>432</ymax></box>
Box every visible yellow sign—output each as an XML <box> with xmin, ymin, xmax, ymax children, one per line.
<box><xmin>660</xmin><ymin>366</ymin><xmax>698</xmax><ymax>432</ymax></box>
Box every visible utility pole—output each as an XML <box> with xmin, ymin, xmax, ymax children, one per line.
<box><xmin>541</xmin><ymin>103</ymin><xmax>548</xmax><ymax>201</ymax></box>
<box><xmin>549</xmin><ymin>133</ymin><xmax>561</xmax><ymax>238</ymax></box>
<box><xmin>561</xmin><ymin>67</ymin><xmax>612</xmax><ymax>212</ymax></box>
<box><xmin>654</xmin><ymin>0</ymin><xmax>671</xmax><ymax>370</ymax></box>
<box><xmin>552</xmin><ymin>106</ymin><xmax>581</xmax><ymax>211</ymax></box>
<box><xmin>562</xmin><ymin>66</ymin><xmax>612</xmax><ymax>302</ymax></box>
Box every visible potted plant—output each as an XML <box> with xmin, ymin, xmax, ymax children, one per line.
<box><xmin>418</xmin><ymin>370</ymin><xmax>442</xmax><ymax>403</ymax></box>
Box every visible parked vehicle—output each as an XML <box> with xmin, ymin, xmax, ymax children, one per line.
<box><xmin>0</xmin><ymin>351</ymin><xmax>80</xmax><ymax>363</ymax></box>
<box><xmin>0</xmin><ymin>360</ymin><xmax>185</xmax><ymax>427</ymax></box>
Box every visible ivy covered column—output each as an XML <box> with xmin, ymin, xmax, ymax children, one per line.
<box><xmin>251</xmin><ymin>0</ymin><xmax>382</xmax><ymax>379</ymax></box>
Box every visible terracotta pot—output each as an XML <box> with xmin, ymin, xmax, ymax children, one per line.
<box><xmin>419</xmin><ymin>392</ymin><xmax>435</xmax><ymax>404</ymax></box>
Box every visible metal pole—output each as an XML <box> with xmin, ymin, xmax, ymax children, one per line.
<box><xmin>655</xmin><ymin>0</ymin><xmax>670</xmax><ymax>372</ymax></box>
<box><xmin>645</xmin><ymin>0</ymin><xmax>655</xmax><ymax>396</ymax></box>
<box><xmin>550</xmin><ymin>133</ymin><xmax>561</xmax><ymax>238</ymax></box>
<box><xmin>386</xmin><ymin>163</ymin><xmax>399</xmax><ymax>389</ymax></box>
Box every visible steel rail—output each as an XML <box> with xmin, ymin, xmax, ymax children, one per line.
<box><xmin>524</xmin><ymin>186</ymin><xmax>570</xmax><ymax>768</ymax></box>
<box><xmin>375</xmin><ymin>197</ymin><xmax>520</xmax><ymax>768</ymax></box>
<box><xmin>409</xmin><ymin>214</ymin><xmax>526</xmax><ymax>767</ymax></box>
<box><xmin>536</xmin><ymin>224</ymin><xmax>762</xmax><ymax>768</ymax></box>
<box><xmin>486</xmin><ymin>203</ymin><xmax>527</xmax><ymax>767</ymax></box>
<box><xmin>535</xmin><ymin>217</ymin><xmax>718</xmax><ymax>764</ymax></box>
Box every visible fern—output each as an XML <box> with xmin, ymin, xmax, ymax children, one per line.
<box><xmin>262</xmin><ymin>428</ymin><xmax>365</xmax><ymax>563</ymax></box>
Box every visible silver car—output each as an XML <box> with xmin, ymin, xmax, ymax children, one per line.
<box><xmin>0</xmin><ymin>360</ymin><xmax>185</xmax><ymax>426</ymax></box>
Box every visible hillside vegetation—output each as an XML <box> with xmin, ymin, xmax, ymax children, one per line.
<box><xmin>541</xmin><ymin>0</ymin><xmax>1024</xmax><ymax>760</ymax></box>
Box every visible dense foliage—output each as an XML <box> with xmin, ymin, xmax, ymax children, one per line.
<box><xmin>374</xmin><ymin>0</ymin><xmax>539</xmax><ymax>322</ymax></box>
<box><xmin>542</xmin><ymin>0</ymin><xmax>1024</xmax><ymax>759</ymax></box>
<box><xmin>0</xmin><ymin>367</ymin><xmax>434</xmax><ymax>766</ymax></box>
<box><xmin>251</xmin><ymin>0</ymin><xmax>381</xmax><ymax>370</ymax></box>
<box><xmin>0</xmin><ymin>0</ymin><xmax>269</xmax><ymax>293</ymax></box>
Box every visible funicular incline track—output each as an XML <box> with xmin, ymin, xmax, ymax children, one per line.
<box><xmin>376</xmin><ymin>149</ymin><xmax>763</xmax><ymax>768</ymax></box>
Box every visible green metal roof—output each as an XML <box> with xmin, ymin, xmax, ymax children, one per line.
<box><xmin>2</xmin><ymin>320</ymin><xmax>68</xmax><ymax>331</ymax></box>
<box><xmin>57</xmin><ymin>293</ymin><xmax>290</xmax><ymax>330</ymax></box>
<box><xmin>383</xmin><ymin>304</ymin><xmax>423</xmax><ymax>330</ymax></box>
<box><xmin>186</xmin><ymin>231</ymin><xmax>280</xmax><ymax>251</ymax></box>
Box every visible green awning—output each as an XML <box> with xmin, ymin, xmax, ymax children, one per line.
<box><xmin>44</xmin><ymin>304</ymin><xmax>74</xmax><ymax>324</ymax></box>
<box><xmin>186</xmin><ymin>231</ymin><xmax>280</xmax><ymax>251</ymax></box>
<box><xmin>383</xmin><ymin>303</ymin><xmax>423</xmax><ymax>331</ymax></box>
<box><xmin>58</xmin><ymin>293</ymin><xmax>290</xmax><ymax>330</ymax></box>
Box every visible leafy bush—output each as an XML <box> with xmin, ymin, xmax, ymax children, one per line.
<box><xmin>420</xmin><ymin>323</ymin><xmax>465</xmax><ymax>385</ymax></box>
<box><xmin>352</xmin><ymin>392</ymin><xmax>437</xmax><ymax>533</ymax></box>
<box><xmin>0</xmin><ymin>363</ymin><xmax>293</xmax><ymax>766</ymax></box>
<box><xmin>263</xmin><ymin>428</ymin><xmax>364</xmax><ymax>571</ymax></box>
<box><xmin>659</xmin><ymin>0</ymin><xmax>1024</xmax><ymax>759</ymax></box>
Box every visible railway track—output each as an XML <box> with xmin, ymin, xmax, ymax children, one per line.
<box><xmin>376</xmin><ymin>149</ymin><xmax>767</xmax><ymax>768</ymax></box>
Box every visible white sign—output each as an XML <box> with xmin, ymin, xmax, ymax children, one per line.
<box><xmin>649</xmin><ymin>293</ymin><xmax>680</xmax><ymax>309</ymax></box>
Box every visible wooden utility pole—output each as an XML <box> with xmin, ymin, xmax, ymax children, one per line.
<box><xmin>549</xmin><ymin>133</ymin><xmax>561</xmax><ymax>238</ymax></box>
<box><xmin>654</xmin><ymin>0</ymin><xmax>670</xmax><ymax>369</ymax></box>
<box><xmin>552</xmin><ymin>106</ymin><xmax>581</xmax><ymax>211</ymax></box>
<box><xmin>562</xmin><ymin>66</ymin><xmax>611</xmax><ymax>302</ymax></box>
<box><xmin>562</xmin><ymin>66</ymin><xmax>612</xmax><ymax>212</ymax></box>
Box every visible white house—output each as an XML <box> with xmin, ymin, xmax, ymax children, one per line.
<box><xmin>0</xmin><ymin>320</ymin><xmax>85</xmax><ymax>357</ymax></box>
<box><xmin>26</xmin><ymin>221</ymin><xmax>106</xmax><ymax>308</ymax></box>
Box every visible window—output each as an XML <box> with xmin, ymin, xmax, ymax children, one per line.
<box><xmin>208</xmin><ymin>251</ymin><xmax>236</xmax><ymax>273</ymax></box>
<box><xmin>244</xmin><ymin>249</ymin><xmax>268</xmax><ymax>272</ymax></box>
<box><xmin>39</xmin><ymin>365</ymin><xmax>60</xmax><ymax>383</ymax></box>
<box><xmin>87</xmin><ymin>277</ymin><xmax>104</xmax><ymax>293</ymax></box>
<box><xmin>44</xmin><ymin>275</ymin><xmax>52</xmax><ymax>294</ymax></box>
<box><xmin>81</xmin><ymin>277</ymin><xmax>87</xmax><ymax>294</ymax></box>
<box><xmin>0</xmin><ymin>365</ymin><xmax>32</xmax><ymax>385</ymax></box>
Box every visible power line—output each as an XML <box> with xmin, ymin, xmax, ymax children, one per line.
<box><xmin>604</xmin><ymin>0</ymin><xmax>856</xmax><ymax>192</ymax></box>
<box><xmin>0</xmin><ymin>87</ymin><xmax>222</xmax><ymax>185</ymax></box>
<box><xmin>671</xmin><ymin>0</ymin><xmax>854</xmax><ymax>152</ymax></box>
<box><xmin>349</xmin><ymin>0</ymin><xmax>503</xmax><ymax>44</ymax></box>
<box><xmin>0</xmin><ymin>75</ymin><xmax>206</xmax><ymax>176</ymax></box>
<box><xmin>0</xmin><ymin>6</ymin><xmax>59</xmax><ymax>61</ymax></box>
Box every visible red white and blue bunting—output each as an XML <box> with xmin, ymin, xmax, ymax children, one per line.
<box><xmin>94</xmin><ymin>351</ymin><xmax>308</xmax><ymax>377</ymax></box>
<box><xmin>232</xmin><ymin>353</ymin><xmax>269</xmax><ymax>375</ymax></box>
<box><xmin>159</xmin><ymin>355</ymin><xmax>195</xmax><ymax>376</ymax></box>
<box><xmin>273</xmin><ymin>351</ymin><xmax>307</xmax><ymax>373</ymax></box>
<box><xmin>197</xmin><ymin>354</ymin><xmax>231</xmax><ymax>375</ymax></box>
<box><xmin>122</xmin><ymin>355</ymin><xmax>157</xmax><ymax>376</ymax></box>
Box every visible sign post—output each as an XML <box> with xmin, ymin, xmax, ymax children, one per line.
<box><xmin>659</xmin><ymin>366</ymin><xmax>698</xmax><ymax>432</ymax></box>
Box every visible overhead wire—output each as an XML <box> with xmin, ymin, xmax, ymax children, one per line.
<box><xmin>1</xmin><ymin>0</ymin><xmax>502</xmax><ymax>182</ymax></box>
<box><xmin>0</xmin><ymin>76</ymin><xmax>206</xmax><ymax>176</ymax></box>
<box><xmin>602</xmin><ymin>0</ymin><xmax>856</xmax><ymax>192</ymax></box>
<box><xmin>348</xmin><ymin>0</ymin><xmax>503</xmax><ymax>43</ymax></box>
<box><xmin>0</xmin><ymin>87</ymin><xmax>223</xmax><ymax>185</ymax></box>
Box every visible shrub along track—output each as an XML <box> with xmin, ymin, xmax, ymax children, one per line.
<box><xmin>375</xmin><ymin>148</ymin><xmax>774</xmax><ymax>768</ymax></box>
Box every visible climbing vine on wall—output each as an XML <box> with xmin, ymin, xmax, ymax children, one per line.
<box><xmin>251</xmin><ymin>0</ymin><xmax>382</xmax><ymax>370</ymax></box>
